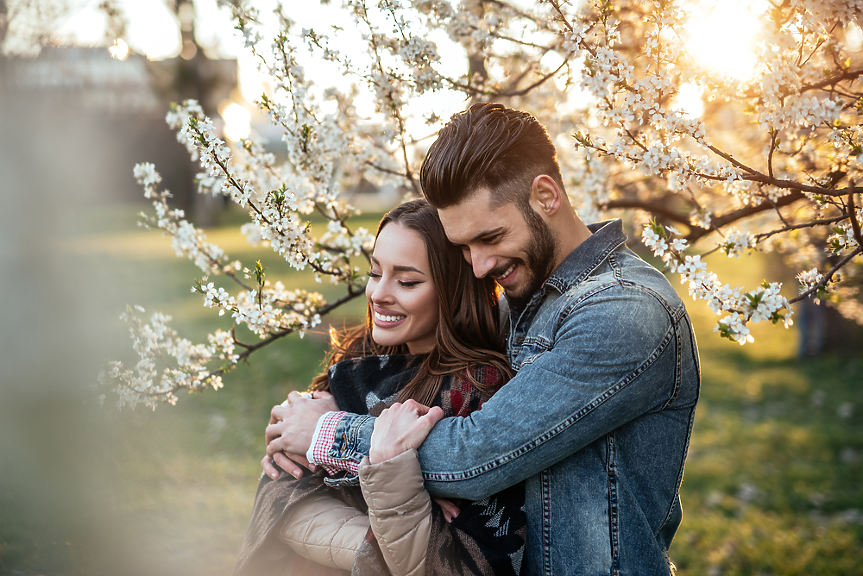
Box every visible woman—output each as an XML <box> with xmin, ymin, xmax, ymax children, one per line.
<box><xmin>233</xmin><ymin>199</ymin><xmax>525</xmax><ymax>576</ymax></box>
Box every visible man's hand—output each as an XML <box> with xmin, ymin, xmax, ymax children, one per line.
<box><xmin>262</xmin><ymin>390</ymin><xmax>338</xmax><ymax>480</ymax></box>
<box><xmin>369</xmin><ymin>399</ymin><xmax>444</xmax><ymax>464</ymax></box>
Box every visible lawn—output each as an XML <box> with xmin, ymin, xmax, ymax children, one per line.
<box><xmin>1</xmin><ymin>205</ymin><xmax>860</xmax><ymax>575</ymax></box>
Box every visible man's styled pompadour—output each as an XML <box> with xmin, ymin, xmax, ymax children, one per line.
<box><xmin>419</xmin><ymin>103</ymin><xmax>564</xmax><ymax>209</ymax></box>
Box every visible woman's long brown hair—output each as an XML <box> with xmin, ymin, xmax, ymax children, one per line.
<box><xmin>309</xmin><ymin>199</ymin><xmax>512</xmax><ymax>406</ymax></box>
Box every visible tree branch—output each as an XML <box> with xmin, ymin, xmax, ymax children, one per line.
<box><xmin>800</xmin><ymin>68</ymin><xmax>863</xmax><ymax>93</ymax></box>
<box><xmin>602</xmin><ymin>197</ymin><xmax>701</xmax><ymax>229</ymax></box>
<box><xmin>447</xmin><ymin>57</ymin><xmax>569</xmax><ymax>98</ymax></box>
<box><xmin>205</xmin><ymin>285</ymin><xmax>367</xmax><ymax>385</ymax></box>
<box><xmin>849</xmin><ymin>191</ymin><xmax>862</xmax><ymax>249</ymax></box>
<box><xmin>690</xmin><ymin>191</ymin><xmax>806</xmax><ymax>242</ymax></box>
<box><xmin>753</xmin><ymin>214</ymin><xmax>848</xmax><ymax>242</ymax></box>
<box><xmin>788</xmin><ymin>246</ymin><xmax>862</xmax><ymax>304</ymax></box>
<box><xmin>767</xmin><ymin>129</ymin><xmax>778</xmax><ymax>181</ymax></box>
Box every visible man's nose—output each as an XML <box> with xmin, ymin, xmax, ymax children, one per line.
<box><xmin>470</xmin><ymin>250</ymin><xmax>496</xmax><ymax>279</ymax></box>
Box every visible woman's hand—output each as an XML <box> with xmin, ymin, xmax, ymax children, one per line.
<box><xmin>433</xmin><ymin>498</ymin><xmax>461</xmax><ymax>523</ymax></box>
<box><xmin>369</xmin><ymin>399</ymin><xmax>444</xmax><ymax>464</ymax></box>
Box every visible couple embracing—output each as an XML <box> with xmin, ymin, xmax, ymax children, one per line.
<box><xmin>234</xmin><ymin>103</ymin><xmax>701</xmax><ymax>576</ymax></box>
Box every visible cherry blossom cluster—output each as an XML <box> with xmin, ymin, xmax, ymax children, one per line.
<box><xmin>721</xmin><ymin>229</ymin><xmax>757</xmax><ymax>259</ymax></box>
<box><xmin>133</xmin><ymin>161</ymin><xmax>240</xmax><ymax>277</ymax></box>
<box><xmin>643</xmin><ymin>221</ymin><xmax>793</xmax><ymax>345</ymax></box>
<box><xmin>98</xmin><ymin>306</ymin><xmax>236</xmax><ymax>410</ymax></box>
<box><xmin>103</xmin><ymin>96</ymin><xmax>371</xmax><ymax>405</ymax></box>
<box><xmin>552</xmin><ymin>0</ymin><xmax>861</xmax><ymax>331</ymax></box>
<box><xmin>195</xmin><ymin>276</ymin><xmax>324</xmax><ymax>339</ymax></box>
<box><xmin>797</xmin><ymin>268</ymin><xmax>826</xmax><ymax>299</ymax></box>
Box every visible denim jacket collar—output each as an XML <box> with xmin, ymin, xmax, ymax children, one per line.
<box><xmin>541</xmin><ymin>219</ymin><xmax>627</xmax><ymax>296</ymax></box>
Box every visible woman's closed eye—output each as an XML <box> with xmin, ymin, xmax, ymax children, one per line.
<box><xmin>367</xmin><ymin>270</ymin><xmax>421</xmax><ymax>287</ymax></box>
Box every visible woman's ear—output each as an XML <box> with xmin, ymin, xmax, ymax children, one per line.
<box><xmin>530</xmin><ymin>175</ymin><xmax>562</xmax><ymax>216</ymax></box>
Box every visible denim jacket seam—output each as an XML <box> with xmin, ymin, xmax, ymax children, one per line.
<box><xmin>660</xmin><ymin>321</ymin><xmax>683</xmax><ymax>410</ymax></box>
<box><xmin>420</xmin><ymin>324</ymin><xmax>677</xmax><ymax>483</ymax></box>
<box><xmin>609</xmin><ymin>251</ymin><xmax>623</xmax><ymax>282</ymax></box>
<box><xmin>555</xmin><ymin>281</ymin><xmax>678</xmax><ymax>350</ymax></box>
<box><xmin>659</xmin><ymin>325</ymin><xmax>701</xmax><ymax>530</ymax></box>
<box><xmin>607</xmin><ymin>432</ymin><xmax>620</xmax><ymax>575</ymax></box>
<box><xmin>558</xmin><ymin>281</ymin><xmax>616</xmax><ymax>321</ymax></box>
<box><xmin>541</xmin><ymin>468</ymin><xmax>552</xmax><ymax>576</ymax></box>
<box><xmin>658</xmin><ymin>328</ymin><xmax>700</xmax><ymax>531</ymax></box>
<box><xmin>657</xmin><ymin>403</ymin><xmax>698</xmax><ymax>533</ymax></box>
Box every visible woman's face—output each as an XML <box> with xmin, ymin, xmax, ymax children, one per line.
<box><xmin>366</xmin><ymin>223</ymin><xmax>439</xmax><ymax>354</ymax></box>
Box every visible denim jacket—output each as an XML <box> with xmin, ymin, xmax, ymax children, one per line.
<box><xmin>326</xmin><ymin>220</ymin><xmax>700</xmax><ymax>575</ymax></box>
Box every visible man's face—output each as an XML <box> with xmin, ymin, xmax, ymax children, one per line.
<box><xmin>438</xmin><ymin>187</ymin><xmax>557</xmax><ymax>309</ymax></box>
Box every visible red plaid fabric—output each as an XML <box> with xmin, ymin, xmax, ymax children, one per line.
<box><xmin>307</xmin><ymin>411</ymin><xmax>359</xmax><ymax>475</ymax></box>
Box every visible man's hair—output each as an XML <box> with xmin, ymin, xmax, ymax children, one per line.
<box><xmin>420</xmin><ymin>103</ymin><xmax>564</xmax><ymax>210</ymax></box>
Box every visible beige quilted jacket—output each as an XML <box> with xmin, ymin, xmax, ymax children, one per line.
<box><xmin>279</xmin><ymin>449</ymin><xmax>431</xmax><ymax>576</ymax></box>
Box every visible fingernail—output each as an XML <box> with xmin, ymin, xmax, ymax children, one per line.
<box><xmin>271</xmin><ymin>472</ymin><xmax>278</xmax><ymax>479</ymax></box>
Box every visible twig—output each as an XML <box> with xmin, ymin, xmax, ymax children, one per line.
<box><xmin>767</xmin><ymin>130</ymin><xmax>778</xmax><ymax>181</ymax></box>
<box><xmin>789</xmin><ymin>246</ymin><xmax>862</xmax><ymax>303</ymax></box>
<box><xmin>849</xmin><ymin>191</ymin><xmax>863</xmax><ymax>248</ymax></box>
<box><xmin>799</xmin><ymin>68</ymin><xmax>863</xmax><ymax>93</ymax></box>
<box><xmin>753</xmin><ymin>214</ymin><xmax>848</xmax><ymax>242</ymax></box>
<box><xmin>602</xmin><ymin>197</ymin><xmax>698</xmax><ymax>229</ymax></box>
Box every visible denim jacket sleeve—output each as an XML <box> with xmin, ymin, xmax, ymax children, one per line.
<box><xmin>329</xmin><ymin>282</ymin><xmax>692</xmax><ymax>500</ymax></box>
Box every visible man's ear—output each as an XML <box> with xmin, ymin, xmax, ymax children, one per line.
<box><xmin>530</xmin><ymin>175</ymin><xmax>562</xmax><ymax>216</ymax></box>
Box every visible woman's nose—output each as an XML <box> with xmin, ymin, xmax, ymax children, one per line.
<box><xmin>369</xmin><ymin>279</ymin><xmax>394</xmax><ymax>303</ymax></box>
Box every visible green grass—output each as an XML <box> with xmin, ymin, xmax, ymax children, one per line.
<box><xmin>666</xmin><ymin>252</ymin><xmax>863</xmax><ymax>576</ymax></box>
<box><xmin>2</xmin><ymin>206</ymin><xmax>861</xmax><ymax>575</ymax></box>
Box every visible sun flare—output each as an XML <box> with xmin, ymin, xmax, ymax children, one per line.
<box><xmin>683</xmin><ymin>0</ymin><xmax>768</xmax><ymax>81</ymax></box>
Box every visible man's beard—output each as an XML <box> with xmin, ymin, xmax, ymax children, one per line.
<box><xmin>495</xmin><ymin>207</ymin><xmax>557</xmax><ymax>311</ymax></box>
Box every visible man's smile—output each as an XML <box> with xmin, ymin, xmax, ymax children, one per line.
<box><xmin>493</xmin><ymin>262</ymin><xmax>518</xmax><ymax>287</ymax></box>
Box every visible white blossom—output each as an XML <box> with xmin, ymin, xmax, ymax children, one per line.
<box><xmin>103</xmin><ymin>0</ymin><xmax>862</xmax><ymax>407</ymax></box>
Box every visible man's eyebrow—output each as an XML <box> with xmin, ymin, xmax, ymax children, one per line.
<box><xmin>370</xmin><ymin>256</ymin><xmax>426</xmax><ymax>275</ymax></box>
<box><xmin>465</xmin><ymin>226</ymin><xmax>505</xmax><ymax>243</ymax></box>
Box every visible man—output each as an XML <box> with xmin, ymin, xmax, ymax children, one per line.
<box><xmin>266</xmin><ymin>103</ymin><xmax>700</xmax><ymax>575</ymax></box>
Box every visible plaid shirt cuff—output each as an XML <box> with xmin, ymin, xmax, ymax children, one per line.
<box><xmin>306</xmin><ymin>411</ymin><xmax>359</xmax><ymax>476</ymax></box>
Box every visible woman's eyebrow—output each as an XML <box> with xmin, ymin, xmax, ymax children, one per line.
<box><xmin>392</xmin><ymin>265</ymin><xmax>426</xmax><ymax>274</ymax></box>
<box><xmin>370</xmin><ymin>255</ymin><xmax>426</xmax><ymax>275</ymax></box>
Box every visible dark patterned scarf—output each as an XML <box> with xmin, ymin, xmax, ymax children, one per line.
<box><xmin>233</xmin><ymin>354</ymin><xmax>526</xmax><ymax>576</ymax></box>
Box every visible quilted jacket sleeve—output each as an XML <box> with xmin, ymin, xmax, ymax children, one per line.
<box><xmin>278</xmin><ymin>491</ymin><xmax>369</xmax><ymax>572</ymax></box>
<box><xmin>359</xmin><ymin>449</ymin><xmax>432</xmax><ymax>576</ymax></box>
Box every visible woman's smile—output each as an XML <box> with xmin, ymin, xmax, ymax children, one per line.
<box><xmin>373</xmin><ymin>307</ymin><xmax>407</xmax><ymax>325</ymax></box>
